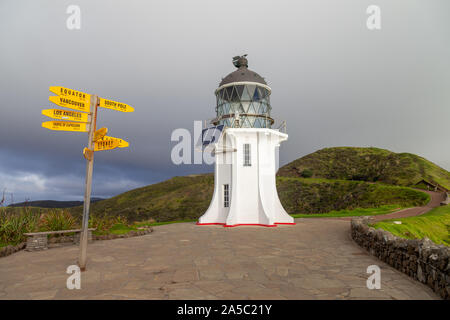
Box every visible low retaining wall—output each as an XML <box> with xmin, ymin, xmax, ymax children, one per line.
<box><xmin>93</xmin><ymin>228</ymin><xmax>153</xmax><ymax>241</ymax></box>
<box><xmin>0</xmin><ymin>242</ymin><xmax>26</xmax><ymax>258</ymax></box>
<box><xmin>351</xmin><ymin>217</ymin><xmax>449</xmax><ymax>300</ymax></box>
<box><xmin>48</xmin><ymin>227</ymin><xmax>153</xmax><ymax>243</ymax></box>
<box><xmin>0</xmin><ymin>227</ymin><xmax>153</xmax><ymax>258</ymax></box>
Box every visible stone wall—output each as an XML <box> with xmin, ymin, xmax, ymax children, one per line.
<box><xmin>0</xmin><ymin>242</ymin><xmax>26</xmax><ymax>258</ymax></box>
<box><xmin>93</xmin><ymin>228</ymin><xmax>152</xmax><ymax>241</ymax></box>
<box><xmin>26</xmin><ymin>234</ymin><xmax>48</xmax><ymax>251</ymax></box>
<box><xmin>0</xmin><ymin>227</ymin><xmax>153</xmax><ymax>258</ymax></box>
<box><xmin>351</xmin><ymin>217</ymin><xmax>449</xmax><ymax>300</ymax></box>
<box><xmin>46</xmin><ymin>228</ymin><xmax>153</xmax><ymax>244</ymax></box>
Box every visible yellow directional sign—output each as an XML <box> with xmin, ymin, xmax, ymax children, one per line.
<box><xmin>93</xmin><ymin>127</ymin><xmax>108</xmax><ymax>142</ymax></box>
<box><xmin>42</xmin><ymin>121</ymin><xmax>89</xmax><ymax>132</ymax></box>
<box><xmin>99</xmin><ymin>98</ymin><xmax>134</xmax><ymax>113</ymax></box>
<box><xmin>101</xmin><ymin>136</ymin><xmax>129</xmax><ymax>148</ymax></box>
<box><xmin>83</xmin><ymin>148</ymin><xmax>93</xmax><ymax>161</ymax></box>
<box><xmin>42</xmin><ymin>109</ymin><xmax>89</xmax><ymax>123</ymax></box>
<box><xmin>49</xmin><ymin>86</ymin><xmax>91</xmax><ymax>104</ymax></box>
<box><xmin>49</xmin><ymin>95</ymin><xmax>90</xmax><ymax>113</ymax></box>
<box><xmin>94</xmin><ymin>138</ymin><xmax>119</xmax><ymax>151</ymax></box>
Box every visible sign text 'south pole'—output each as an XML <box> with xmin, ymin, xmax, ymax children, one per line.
<box><xmin>78</xmin><ymin>95</ymin><xmax>98</xmax><ymax>271</ymax></box>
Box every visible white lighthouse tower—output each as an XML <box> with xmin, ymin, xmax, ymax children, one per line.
<box><xmin>198</xmin><ymin>55</ymin><xmax>294</xmax><ymax>227</ymax></box>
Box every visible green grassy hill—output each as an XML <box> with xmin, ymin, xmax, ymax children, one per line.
<box><xmin>277</xmin><ymin>177</ymin><xmax>429</xmax><ymax>215</ymax></box>
<box><xmin>70</xmin><ymin>174</ymin><xmax>429</xmax><ymax>223</ymax></box>
<box><xmin>278</xmin><ymin>147</ymin><xmax>450</xmax><ymax>190</ymax></box>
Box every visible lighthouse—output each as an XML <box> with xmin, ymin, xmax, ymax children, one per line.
<box><xmin>198</xmin><ymin>55</ymin><xmax>295</xmax><ymax>227</ymax></box>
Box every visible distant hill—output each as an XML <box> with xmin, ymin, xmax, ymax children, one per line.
<box><xmin>70</xmin><ymin>175</ymin><xmax>215</xmax><ymax>221</ymax></box>
<box><xmin>9</xmin><ymin>198</ymin><xmax>104</xmax><ymax>209</ymax></box>
<box><xmin>277</xmin><ymin>147</ymin><xmax>450</xmax><ymax>190</ymax></box>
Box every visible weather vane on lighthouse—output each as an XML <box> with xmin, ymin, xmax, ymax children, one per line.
<box><xmin>198</xmin><ymin>55</ymin><xmax>295</xmax><ymax>227</ymax></box>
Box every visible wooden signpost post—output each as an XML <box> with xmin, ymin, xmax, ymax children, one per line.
<box><xmin>42</xmin><ymin>86</ymin><xmax>133</xmax><ymax>271</ymax></box>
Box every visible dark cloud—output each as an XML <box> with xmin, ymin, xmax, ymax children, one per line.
<box><xmin>0</xmin><ymin>0</ymin><xmax>449</xmax><ymax>204</ymax></box>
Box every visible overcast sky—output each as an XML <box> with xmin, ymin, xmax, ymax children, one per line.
<box><xmin>0</xmin><ymin>0</ymin><xmax>449</xmax><ymax>204</ymax></box>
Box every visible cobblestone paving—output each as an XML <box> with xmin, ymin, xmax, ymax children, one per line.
<box><xmin>0</xmin><ymin>218</ymin><xmax>439</xmax><ymax>300</ymax></box>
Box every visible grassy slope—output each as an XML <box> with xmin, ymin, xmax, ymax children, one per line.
<box><xmin>278</xmin><ymin>147</ymin><xmax>450</xmax><ymax>190</ymax></box>
<box><xmin>70</xmin><ymin>174</ymin><xmax>215</xmax><ymax>222</ymax></box>
<box><xmin>69</xmin><ymin>174</ymin><xmax>430</xmax><ymax>222</ymax></box>
<box><xmin>277</xmin><ymin>176</ymin><xmax>429</xmax><ymax>214</ymax></box>
<box><xmin>373</xmin><ymin>204</ymin><xmax>450</xmax><ymax>246</ymax></box>
<box><xmin>292</xmin><ymin>205</ymin><xmax>400</xmax><ymax>218</ymax></box>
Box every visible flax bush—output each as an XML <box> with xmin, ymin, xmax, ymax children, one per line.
<box><xmin>88</xmin><ymin>212</ymin><xmax>128</xmax><ymax>232</ymax></box>
<box><xmin>0</xmin><ymin>207</ymin><xmax>132</xmax><ymax>246</ymax></box>
<box><xmin>0</xmin><ymin>207</ymin><xmax>39</xmax><ymax>245</ymax></box>
<box><xmin>39</xmin><ymin>209</ymin><xmax>78</xmax><ymax>231</ymax></box>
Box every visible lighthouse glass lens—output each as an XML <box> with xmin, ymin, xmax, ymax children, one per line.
<box><xmin>216</xmin><ymin>84</ymin><xmax>272</xmax><ymax>128</ymax></box>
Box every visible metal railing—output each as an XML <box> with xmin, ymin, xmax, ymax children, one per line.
<box><xmin>204</xmin><ymin>113</ymin><xmax>287</xmax><ymax>133</ymax></box>
<box><xmin>275</xmin><ymin>120</ymin><xmax>287</xmax><ymax>133</ymax></box>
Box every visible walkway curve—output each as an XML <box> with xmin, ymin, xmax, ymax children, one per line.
<box><xmin>371</xmin><ymin>190</ymin><xmax>445</xmax><ymax>221</ymax></box>
<box><xmin>335</xmin><ymin>190</ymin><xmax>445</xmax><ymax>222</ymax></box>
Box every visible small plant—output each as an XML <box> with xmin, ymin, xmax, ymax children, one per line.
<box><xmin>115</xmin><ymin>215</ymin><xmax>128</xmax><ymax>226</ymax></box>
<box><xmin>134</xmin><ymin>218</ymin><xmax>156</xmax><ymax>227</ymax></box>
<box><xmin>89</xmin><ymin>212</ymin><xmax>127</xmax><ymax>232</ymax></box>
<box><xmin>39</xmin><ymin>209</ymin><xmax>77</xmax><ymax>231</ymax></box>
<box><xmin>300</xmin><ymin>169</ymin><xmax>313</xmax><ymax>178</ymax></box>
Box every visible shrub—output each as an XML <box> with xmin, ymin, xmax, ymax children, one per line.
<box><xmin>39</xmin><ymin>209</ymin><xmax>78</xmax><ymax>231</ymax></box>
<box><xmin>0</xmin><ymin>207</ymin><xmax>40</xmax><ymax>245</ymax></box>
<box><xmin>300</xmin><ymin>169</ymin><xmax>313</xmax><ymax>178</ymax></box>
<box><xmin>88</xmin><ymin>212</ymin><xmax>128</xmax><ymax>232</ymax></box>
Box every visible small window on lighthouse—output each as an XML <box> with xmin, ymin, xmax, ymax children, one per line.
<box><xmin>223</xmin><ymin>184</ymin><xmax>229</xmax><ymax>208</ymax></box>
<box><xmin>243</xmin><ymin>144</ymin><xmax>251</xmax><ymax>166</ymax></box>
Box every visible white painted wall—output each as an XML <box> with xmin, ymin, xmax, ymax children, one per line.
<box><xmin>198</xmin><ymin>128</ymin><xmax>294</xmax><ymax>227</ymax></box>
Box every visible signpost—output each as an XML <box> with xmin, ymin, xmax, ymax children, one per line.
<box><xmin>41</xmin><ymin>120</ymin><xmax>89</xmax><ymax>132</ymax></box>
<box><xmin>49</xmin><ymin>86</ymin><xmax>91</xmax><ymax>104</ymax></box>
<box><xmin>49</xmin><ymin>95</ymin><xmax>90</xmax><ymax>113</ymax></box>
<box><xmin>42</xmin><ymin>109</ymin><xmax>89</xmax><ymax>122</ymax></box>
<box><xmin>94</xmin><ymin>138</ymin><xmax>119</xmax><ymax>151</ymax></box>
<box><xmin>101</xmin><ymin>136</ymin><xmax>129</xmax><ymax>148</ymax></box>
<box><xmin>42</xmin><ymin>86</ymin><xmax>133</xmax><ymax>271</ymax></box>
<box><xmin>83</xmin><ymin>147</ymin><xmax>94</xmax><ymax>161</ymax></box>
<box><xmin>93</xmin><ymin>127</ymin><xmax>108</xmax><ymax>142</ymax></box>
<box><xmin>99</xmin><ymin>98</ymin><xmax>134</xmax><ymax>112</ymax></box>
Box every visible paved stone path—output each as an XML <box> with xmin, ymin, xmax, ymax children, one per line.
<box><xmin>0</xmin><ymin>217</ymin><xmax>439</xmax><ymax>299</ymax></box>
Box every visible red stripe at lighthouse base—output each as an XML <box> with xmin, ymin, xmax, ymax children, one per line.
<box><xmin>196</xmin><ymin>222</ymin><xmax>296</xmax><ymax>227</ymax></box>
